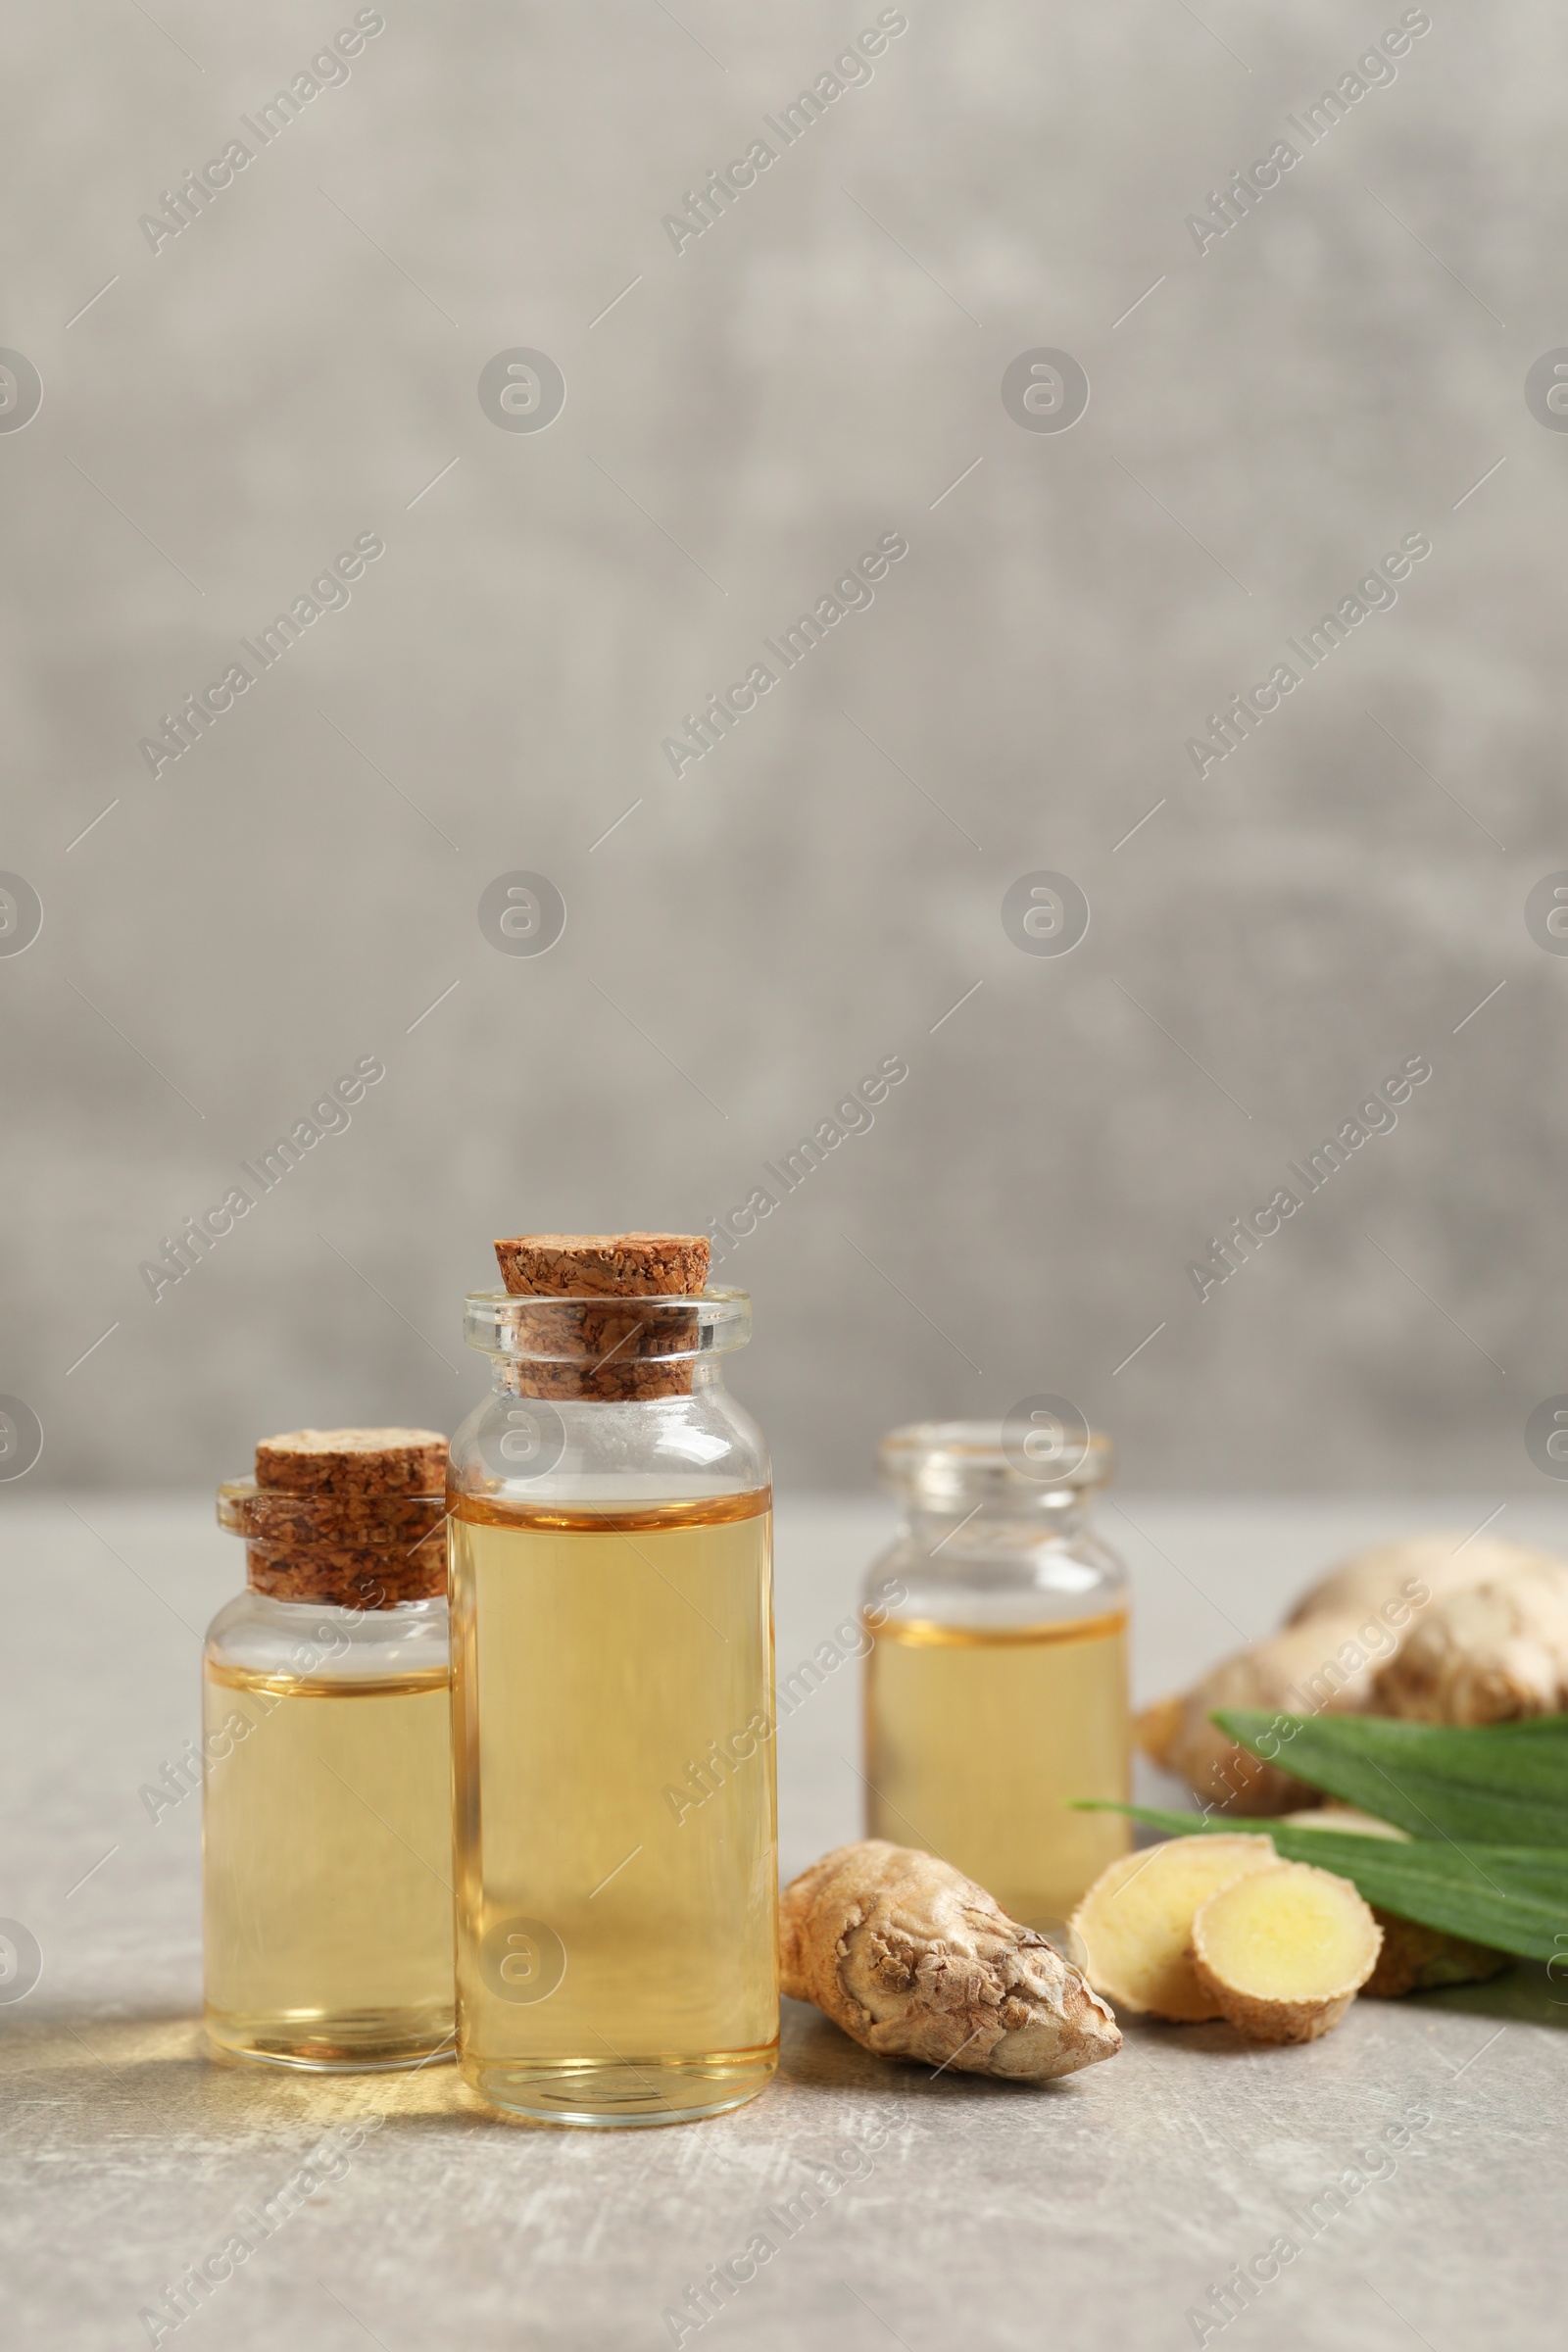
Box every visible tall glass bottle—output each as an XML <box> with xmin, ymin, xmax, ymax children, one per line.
<box><xmin>861</xmin><ymin>1421</ymin><xmax>1131</xmax><ymax>1932</ymax></box>
<box><xmin>450</xmin><ymin>1283</ymin><xmax>776</xmax><ymax>2126</ymax></box>
<box><xmin>203</xmin><ymin>1429</ymin><xmax>454</xmax><ymax>2071</ymax></box>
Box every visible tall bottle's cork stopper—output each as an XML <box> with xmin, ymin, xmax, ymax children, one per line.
<box><xmin>492</xmin><ymin>1233</ymin><xmax>710</xmax><ymax>1298</ymax></box>
<box><xmin>491</xmin><ymin>1232</ymin><xmax>710</xmax><ymax>1400</ymax></box>
<box><xmin>234</xmin><ymin>1427</ymin><xmax>449</xmax><ymax>1606</ymax></box>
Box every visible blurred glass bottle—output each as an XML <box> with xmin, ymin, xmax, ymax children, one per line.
<box><xmin>861</xmin><ymin>1417</ymin><xmax>1131</xmax><ymax>1930</ymax></box>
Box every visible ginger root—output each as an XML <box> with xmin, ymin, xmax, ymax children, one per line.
<box><xmin>1138</xmin><ymin>1532</ymin><xmax>1568</xmax><ymax>1813</ymax></box>
<box><xmin>1068</xmin><ymin>1836</ymin><xmax>1278</xmax><ymax>2023</ymax></box>
<box><xmin>1362</xmin><ymin>1912</ymin><xmax>1511</xmax><ymax>1998</ymax></box>
<box><xmin>1137</xmin><ymin>1622</ymin><xmax>1382</xmax><ymax>1815</ymax></box>
<box><xmin>1190</xmin><ymin>1859</ymin><xmax>1381</xmax><ymax>2042</ymax></box>
<box><xmin>1282</xmin><ymin>1533</ymin><xmax>1545</xmax><ymax>1630</ymax></box>
<box><xmin>778</xmin><ymin>1840</ymin><xmax>1120</xmax><ymax>2082</ymax></box>
<box><xmin>1374</xmin><ymin>1562</ymin><xmax>1568</xmax><ymax>1724</ymax></box>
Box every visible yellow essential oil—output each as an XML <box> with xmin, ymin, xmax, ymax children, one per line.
<box><xmin>202</xmin><ymin>1661</ymin><xmax>454</xmax><ymax>2070</ymax></box>
<box><xmin>864</xmin><ymin>1608</ymin><xmax>1131</xmax><ymax>1928</ymax></box>
<box><xmin>450</xmin><ymin>1488</ymin><xmax>778</xmax><ymax>2125</ymax></box>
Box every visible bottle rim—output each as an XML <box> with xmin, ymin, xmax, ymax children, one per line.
<box><xmin>463</xmin><ymin>1286</ymin><xmax>752</xmax><ymax>1363</ymax></box>
<box><xmin>216</xmin><ymin>1478</ymin><xmax>447</xmax><ymax>1544</ymax></box>
<box><xmin>879</xmin><ymin>1418</ymin><xmax>1113</xmax><ymax>1505</ymax></box>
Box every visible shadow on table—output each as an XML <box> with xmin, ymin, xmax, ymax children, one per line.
<box><xmin>13</xmin><ymin>1969</ymin><xmax>1555</xmax><ymax>2153</ymax></box>
<box><xmin>1060</xmin><ymin>1961</ymin><xmax>1568</xmax><ymax>2059</ymax></box>
<box><xmin>0</xmin><ymin>2007</ymin><xmax>480</xmax><ymax>2145</ymax></box>
<box><xmin>1414</xmin><ymin>1960</ymin><xmax>1566</xmax><ymax>2028</ymax></box>
<box><xmin>11</xmin><ymin>2002</ymin><xmax>993</xmax><ymax>2140</ymax></box>
<box><xmin>776</xmin><ymin>1994</ymin><xmax>1106</xmax><ymax>2100</ymax></box>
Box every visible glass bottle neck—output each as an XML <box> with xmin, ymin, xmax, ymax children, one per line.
<box><xmin>488</xmin><ymin>1358</ymin><xmax>729</xmax><ymax>1396</ymax></box>
<box><xmin>903</xmin><ymin>1485</ymin><xmax>1098</xmax><ymax>1546</ymax></box>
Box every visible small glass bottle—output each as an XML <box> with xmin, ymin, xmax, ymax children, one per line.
<box><xmin>203</xmin><ymin>1428</ymin><xmax>455</xmax><ymax>2071</ymax></box>
<box><xmin>449</xmin><ymin>1238</ymin><xmax>776</xmax><ymax>2127</ymax></box>
<box><xmin>861</xmin><ymin>1421</ymin><xmax>1131</xmax><ymax>1932</ymax></box>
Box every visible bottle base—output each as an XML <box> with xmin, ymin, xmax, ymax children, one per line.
<box><xmin>463</xmin><ymin>2045</ymin><xmax>778</xmax><ymax>2127</ymax></box>
<box><xmin>205</xmin><ymin>2004</ymin><xmax>456</xmax><ymax>2074</ymax></box>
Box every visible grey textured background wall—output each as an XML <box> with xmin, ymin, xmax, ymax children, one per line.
<box><xmin>4</xmin><ymin>0</ymin><xmax>1565</xmax><ymax>1494</ymax></box>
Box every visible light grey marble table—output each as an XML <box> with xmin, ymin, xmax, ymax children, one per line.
<box><xmin>3</xmin><ymin>1494</ymin><xmax>1563</xmax><ymax>2352</ymax></box>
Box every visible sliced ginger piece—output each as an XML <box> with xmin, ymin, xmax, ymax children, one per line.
<box><xmin>1069</xmin><ymin>1836</ymin><xmax>1278</xmax><ymax>2022</ymax></box>
<box><xmin>1191</xmin><ymin>1859</ymin><xmax>1381</xmax><ymax>2042</ymax></box>
<box><xmin>1279</xmin><ymin>1804</ymin><xmax>1408</xmax><ymax>1839</ymax></box>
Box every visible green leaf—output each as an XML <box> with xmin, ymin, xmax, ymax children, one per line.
<box><xmin>1093</xmin><ymin>1803</ymin><xmax>1568</xmax><ymax>1960</ymax></box>
<box><xmin>1211</xmin><ymin>1707</ymin><xmax>1568</xmax><ymax>1848</ymax></box>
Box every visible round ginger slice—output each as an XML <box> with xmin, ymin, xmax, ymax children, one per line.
<box><xmin>1191</xmin><ymin>1859</ymin><xmax>1381</xmax><ymax>2043</ymax></box>
<box><xmin>1068</xmin><ymin>1836</ymin><xmax>1279</xmax><ymax>2022</ymax></box>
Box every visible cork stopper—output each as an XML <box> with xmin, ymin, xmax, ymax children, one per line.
<box><xmin>235</xmin><ymin>1428</ymin><xmax>449</xmax><ymax>1606</ymax></box>
<box><xmin>242</xmin><ymin>1532</ymin><xmax>447</xmax><ymax>1609</ymax></box>
<box><xmin>491</xmin><ymin>1232</ymin><xmax>710</xmax><ymax>1400</ymax></box>
<box><xmin>493</xmin><ymin>1233</ymin><xmax>710</xmax><ymax>1298</ymax></box>
<box><xmin>255</xmin><ymin>1427</ymin><xmax>448</xmax><ymax>1495</ymax></box>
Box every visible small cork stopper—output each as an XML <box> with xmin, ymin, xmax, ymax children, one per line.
<box><xmin>245</xmin><ymin>1428</ymin><xmax>448</xmax><ymax>1605</ymax></box>
<box><xmin>256</xmin><ymin>1427</ymin><xmax>448</xmax><ymax>1497</ymax></box>
<box><xmin>220</xmin><ymin>1483</ymin><xmax>445</xmax><ymax>1549</ymax></box>
<box><xmin>245</xmin><ymin>1533</ymin><xmax>447</xmax><ymax>1610</ymax></box>
<box><xmin>493</xmin><ymin>1233</ymin><xmax>710</xmax><ymax>1298</ymax></box>
<box><xmin>491</xmin><ymin>1232</ymin><xmax>710</xmax><ymax>1400</ymax></box>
